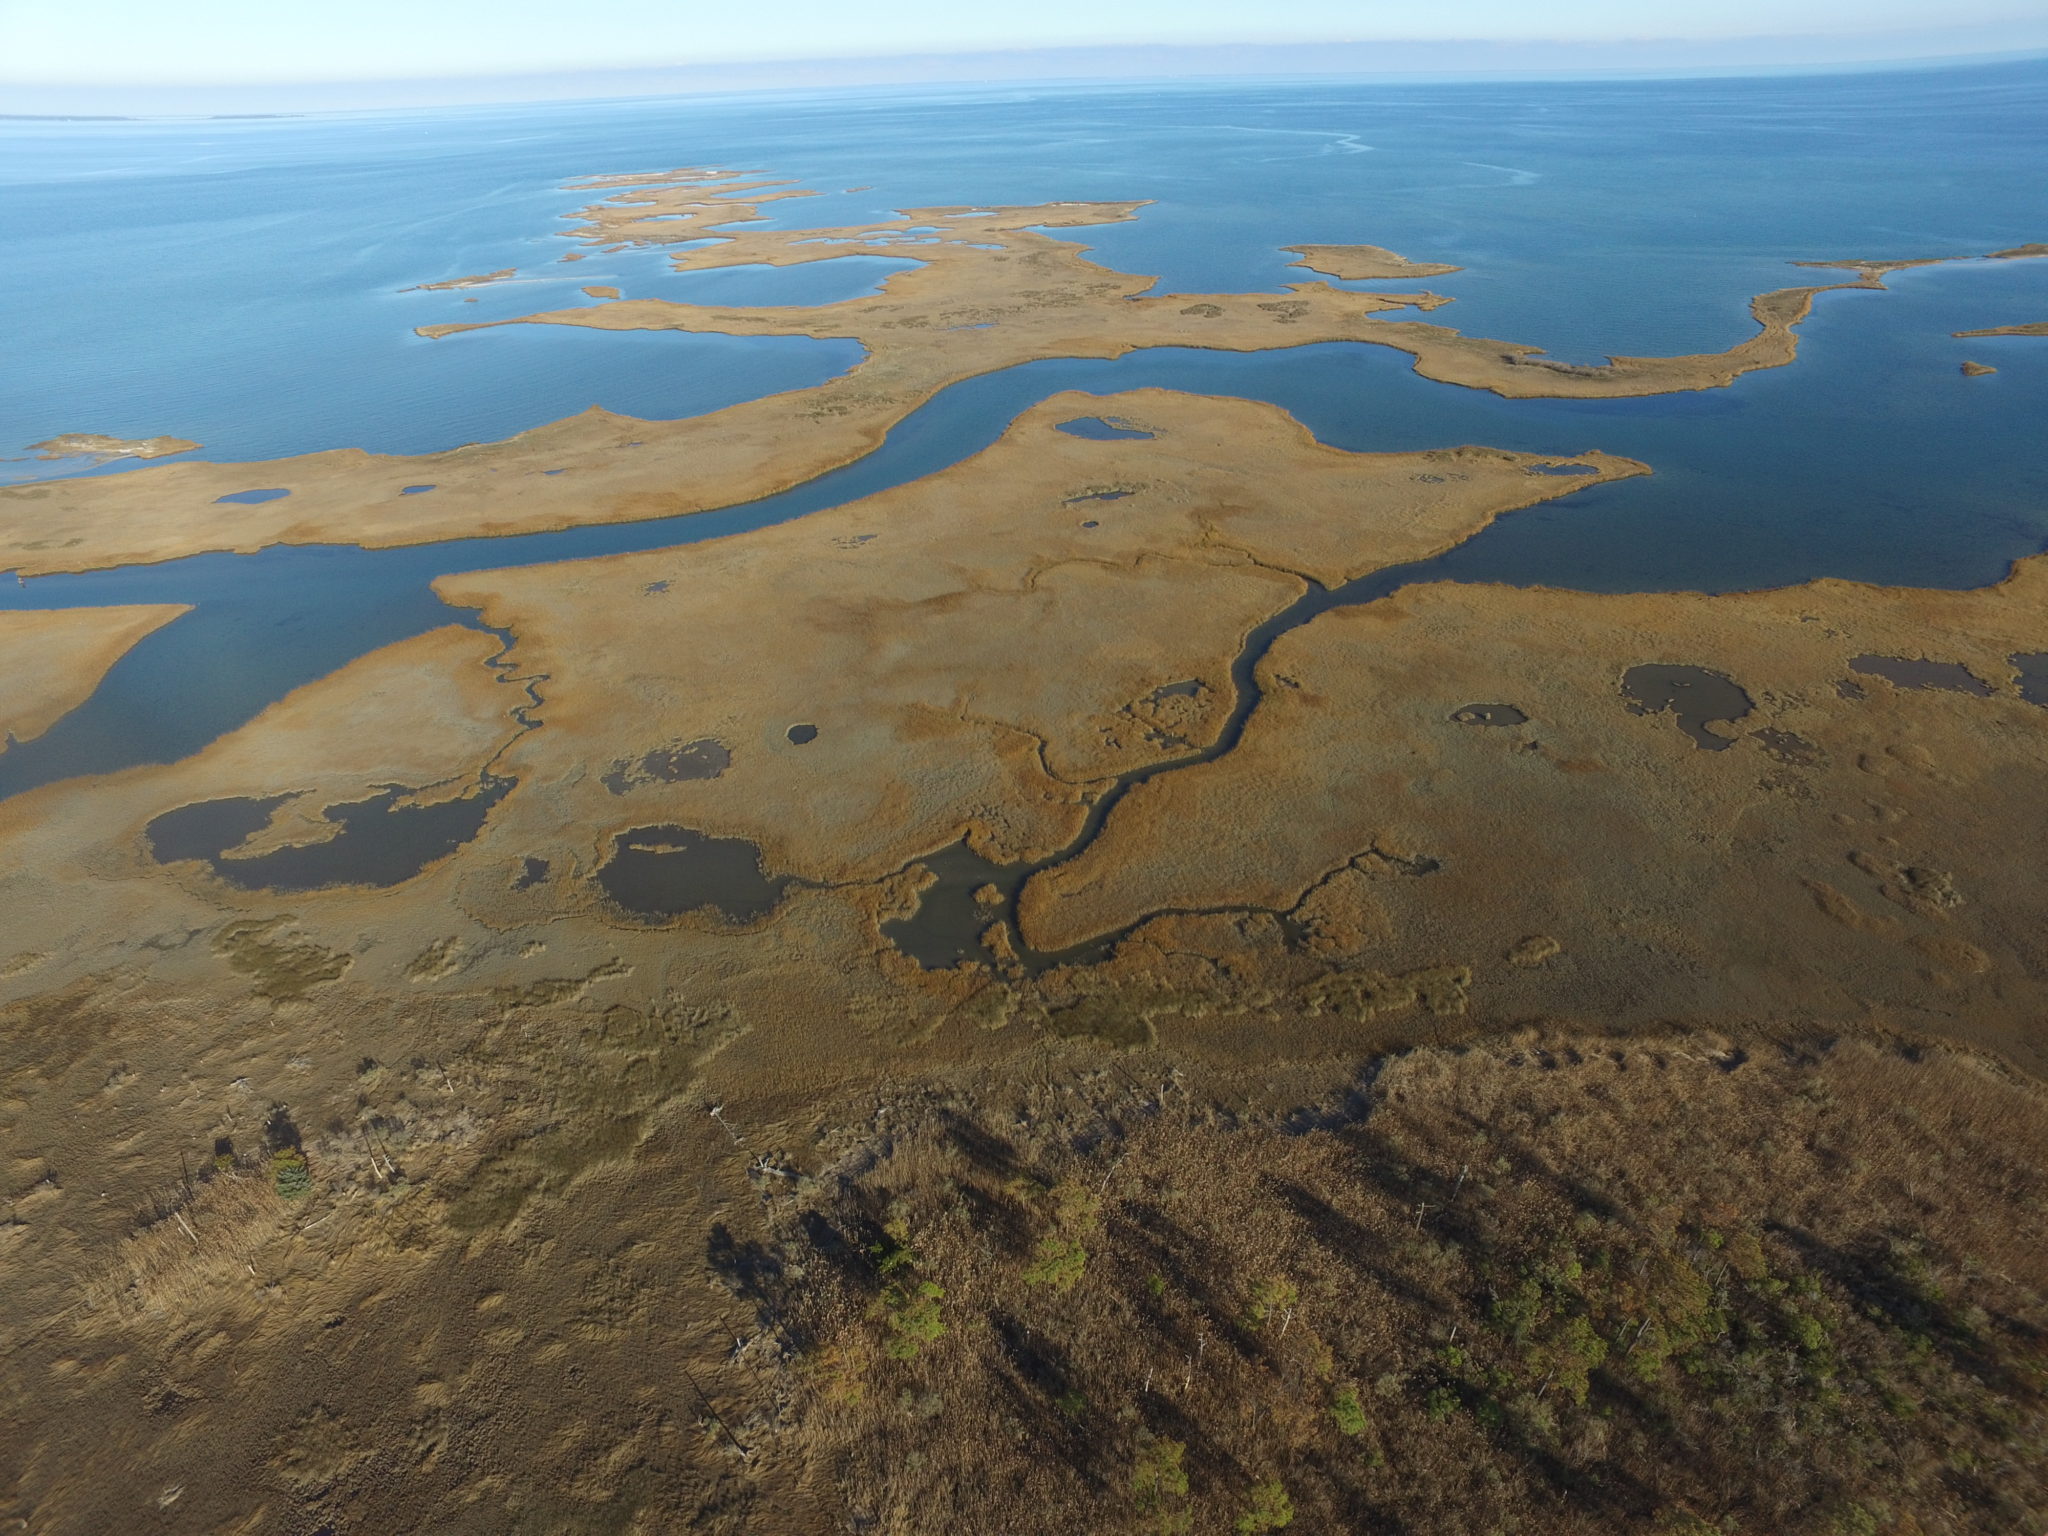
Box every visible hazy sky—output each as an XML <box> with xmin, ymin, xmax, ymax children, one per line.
<box><xmin>4</xmin><ymin>0</ymin><xmax>2042</xmax><ymax>84</ymax></box>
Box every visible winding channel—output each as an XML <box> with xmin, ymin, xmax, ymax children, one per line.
<box><xmin>876</xmin><ymin>554</ymin><xmax>1437</xmax><ymax>972</ymax></box>
<box><xmin>0</xmin><ymin>340</ymin><xmax>1656</xmax><ymax>802</ymax></box>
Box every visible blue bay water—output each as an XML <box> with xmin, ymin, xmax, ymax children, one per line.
<box><xmin>6</xmin><ymin>60</ymin><xmax>2046</xmax><ymax>464</ymax></box>
<box><xmin>0</xmin><ymin>60</ymin><xmax>2044</xmax><ymax>798</ymax></box>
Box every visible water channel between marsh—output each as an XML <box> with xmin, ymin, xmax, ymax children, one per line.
<box><xmin>1</xmin><ymin>257</ymin><xmax>2044</xmax><ymax>966</ymax></box>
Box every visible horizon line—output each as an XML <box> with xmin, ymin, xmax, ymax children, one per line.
<box><xmin>4</xmin><ymin>27</ymin><xmax>2046</xmax><ymax>117</ymax></box>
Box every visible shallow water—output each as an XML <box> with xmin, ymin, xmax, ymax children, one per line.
<box><xmin>1055</xmin><ymin>416</ymin><xmax>1156</xmax><ymax>440</ymax></box>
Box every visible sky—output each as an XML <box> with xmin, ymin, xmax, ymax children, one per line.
<box><xmin>2</xmin><ymin>0</ymin><xmax>2045</xmax><ymax>113</ymax></box>
<box><xmin>5</xmin><ymin>0</ymin><xmax>2046</xmax><ymax>84</ymax></box>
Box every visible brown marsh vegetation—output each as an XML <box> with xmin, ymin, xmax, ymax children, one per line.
<box><xmin>748</xmin><ymin>1035</ymin><xmax>2048</xmax><ymax>1535</ymax></box>
<box><xmin>8</xmin><ymin>1001</ymin><xmax>2048</xmax><ymax>1535</ymax></box>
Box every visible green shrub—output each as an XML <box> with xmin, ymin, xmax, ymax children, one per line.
<box><xmin>878</xmin><ymin>1280</ymin><xmax>946</xmax><ymax>1359</ymax></box>
<box><xmin>271</xmin><ymin>1147</ymin><xmax>312</xmax><ymax>1201</ymax></box>
<box><xmin>1245</xmin><ymin>1277</ymin><xmax>1298</xmax><ymax>1330</ymax></box>
<box><xmin>1132</xmin><ymin>1436</ymin><xmax>1191</xmax><ymax>1534</ymax></box>
<box><xmin>1023</xmin><ymin>1236</ymin><xmax>1088</xmax><ymax>1291</ymax></box>
<box><xmin>1787</xmin><ymin>1311</ymin><xmax>1830</xmax><ymax>1353</ymax></box>
<box><xmin>871</xmin><ymin>1216</ymin><xmax>919</xmax><ymax>1277</ymax></box>
<box><xmin>1049</xmin><ymin>1177</ymin><xmax>1101</xmax><ymax>1232</ymax></box>
<box><xmin>1331</xmin><ymin>1387</ymin><xmax>1368</xmax><ymax>1437</ymax></box>
<box><xmin>1236</xmin><ymin>1479</ymin><xmax>1294</xmax><ymax>1532</ymax></box>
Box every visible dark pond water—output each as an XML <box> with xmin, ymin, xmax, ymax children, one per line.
<box><xmin>1620</xmin><ymin>664</ymin><xmax>1755</xmax><ymax>750</ymax></box>
<box><xmin>1450</xmin><ymin>703</ymin><xmax>1529</xmax><ymax>727</ymax></box>
<box><xmin>145</xmin><ymin>776</ymin><xmax>513</xmax><ymax>891</ymax></box>
<box><xmin>594</xmin><ymin>825</ymin><xmax>790</xmax><ymax>923</ymax></box>
<box><xmin>1849</xmin><ymin>654</ymin><xmax>1995</xmax><ymax>695</ymax></box>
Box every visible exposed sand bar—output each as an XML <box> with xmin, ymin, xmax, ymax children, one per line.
<box><xmin>1955</xmin><ymin>321</ymin><xmax>2048</xmax><ymax>338</ymax></box>
<box><xmin>402</xmin><ymin>268</ymin><xmax>516</xmax><ymax>291</ymax></box>
<box><xmin>29</xmin><ymin>434</ymin><xmax>199</xmax><ymax>461</ymax></box>
<box><xmin>0</xmin><ymin>605</ymin><xmax>189</xmax><ymax>751</ymax></box>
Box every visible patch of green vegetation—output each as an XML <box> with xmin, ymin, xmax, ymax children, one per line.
<box><xmin>1299</xmin><ymin>963</ymin><xmax>1470</xmax><ymax>1022</ymax></box>
<box><xmin>271</xmin><ymin>1146</ymin><xmax>312</xmax><ymax>1200</ymax></box>
<box><xmin>491</xmin><ymin>958</ymin><xmax>630</xmax><ymax>1009</ymax></box>
<box><xmin>444</xmin><ymin>993</ymin><xmax>742</xmax><ymax>1233</ymax></box>
<box><xmin>871</xmin><ymin>1215</ymin><xmax>920</xmax><ymax>1277</ymax></box>
<box><xmin>1245</xmin><ymin>1277</ymin><xmax>1298</xmax><ymax>1330</ymax></box>
<box><xmin>1023</xmin><ymin>1236</ymin><xmax>1088</xmax><ymax>1291</ymax></box>
<box><xmin>866</xmin><ymin>1215</ymin><xmax>947</xmax><ymax>1359</ymax></box>
<box><xmin>444</xmin><ymin>1113</ymin><xmax>645</xmax><ymax>1232</ymax></box>
<box><xmin>1330</xmin><ymin>1387</ymin><xmax>1367</xmax><ymax>1437</ymax></box>
<box><xmin>1132</xmin><ymin>1436</ymin><xmax>1191</xmax><ymax>1534</ymax></box>
<box><xmin>953</xmin><ymin>981</ymin><xmax>1020</xmax><ymax>1033</ymax></box>
<box><xmin>1045</xmin><ymin>992</ymin><xmax>1155</xmax><ymax>1049</ymax></box>
<box><xmin>1235</xmin><ymin>1479</ymin><xmax>1293</xmax><ymax>1532</ymax></box>
<box><xmin>1048</xmin><ymin>1177</ymin><xmax>1101</xmax><ymax>1231</ymax></box>
<box><xmin>878</xmin><ymin>1280</ymin><xmax>946</xmax><ymax>1360</ymax></box>
<box><xmin>1652</xmin><ymin>1513</ymin><xmax>1724</xmax><ymax>1536</ymax></box>
<box><xmin>1019</xmin><ymin>1176</ymin><xmax>1100</xmax><ymax>1290</ymax></box>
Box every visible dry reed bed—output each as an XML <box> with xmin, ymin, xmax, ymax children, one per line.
<box><xmin>750</xmin><ymin>1036</ymin><xmax>2048</xmax><ymax>1535</ymax></box>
